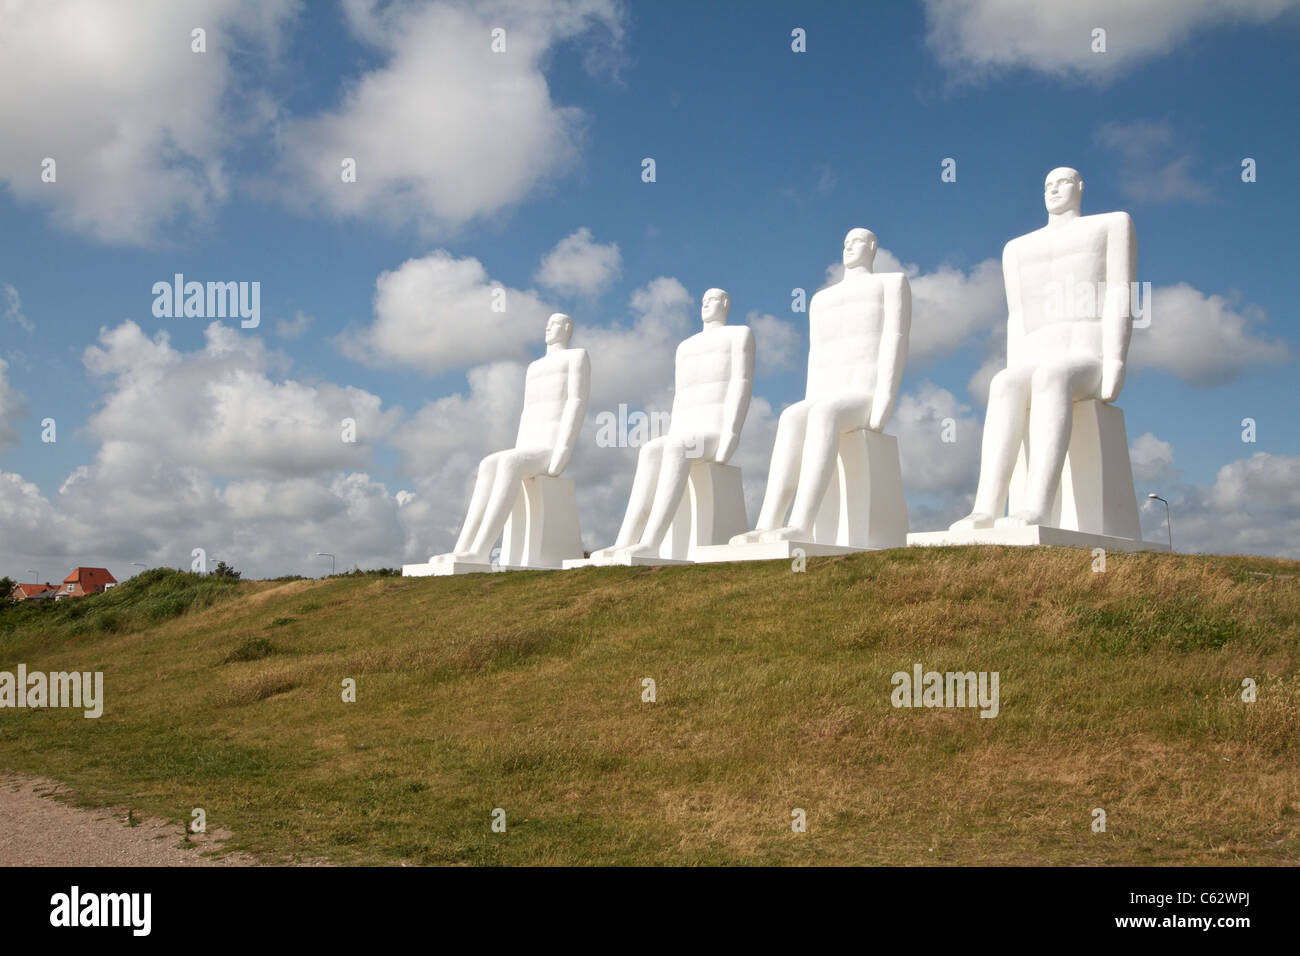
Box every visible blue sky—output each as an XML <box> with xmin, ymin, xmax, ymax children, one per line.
<box><xmin>1</xmin><ymin>0</ymin><xmax>1298</xmax><ymax>578</ymax></box>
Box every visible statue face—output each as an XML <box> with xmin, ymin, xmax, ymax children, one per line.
<box><xmin>842</xmin><ymin>229</ymin><xmax>876</xmax><ymax>269</ymax></box>
<box><xmin>701</xmin><ymin>288</ymin><xmax>729</xmax><ymax>324</ymax></box>
<box><xmin>1044</xmin><ymin>168</ymin><xmax>1082</xmax><ymax>214</ymax></box>
<box><xmin>545</xmin><ymin>313</ymin><xmax>572</xmax><ymax>346</ymax></box>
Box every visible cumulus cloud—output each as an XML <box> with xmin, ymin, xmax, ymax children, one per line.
<box><xmin>534</xmin><ymin>228</ymin><xmax>621</xmax><ymax>297</ymax></box>
<box><xmin>84</xmin><ymin>321</ymin><xmax>399</xmax><ymax>478</ymax></box>
<box><xmin>340</xmin><ymin>250</ymin><xmax>555</xmax><ymax>373</ymax></box>
<box><xmin>1130</xmin><ymin>284</ymin><xmax>1291</xmax><ymax>385</ymax></box>
<box><xmin>278</xmin><ymin>0</ymin><xmax>624</xmax><ymax>234</ymax></box>
<box><xmin>1129</xmin><ymin>432</ymin><xmax>1178</xmax><ymax>484</ymax></box>
<box><xmin>893</xmin><ymin>383</ymin><xmax>982</xmax><ymax>502</ymax></box>
<box><xmin>746</xmin><ymin>311</ymin><xmax>802</xmax><ymax>373</ymax></box>
<box><xmin>0</xmin><ymin>316</ymin><xmax>416</xmax><ymax>577</ymax></box>
<box><xmin>1139</xmin><ymin>450</ymin><xmax>1300</xmax><ymax>559</ymax></box>
<box><xmin>0</xmin><ymin>0</ymin><xmax>296</xmax><ymax>244</ymax></box>
<box><xmin>922</xmin><ymin>0</ymin><xmax>1300</xmax><ymax>83</ymax></box>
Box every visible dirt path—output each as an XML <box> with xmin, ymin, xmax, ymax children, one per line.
<box><xmin>0</xmin><ymin>773</ymin><xmax>262</xmax><ymax>866</ymax></box>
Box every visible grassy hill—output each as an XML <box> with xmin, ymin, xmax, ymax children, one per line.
<box><xmin>1</xmin><ymin>548</ymin><xmax>1297</xmax><ymax>865</ymax></box>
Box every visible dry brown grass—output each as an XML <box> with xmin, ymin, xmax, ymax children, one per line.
<box><xmin>0</xmin><ymin>547</ymin><xmax>1296</xmax><ymax>865</ymax></box>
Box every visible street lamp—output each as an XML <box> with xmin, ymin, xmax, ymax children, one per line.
<box><xmin>25</xmin><ymin>569</ymin><xmax>38</xmax><ymax>580</ymax></box>
<box><xmin>315</xmin><ymin>552</ymin><xmax>336</xmax><ymax>576</ymax></box>
<box><xmin>1147</xmin><ymin>493</ymin><xmax>1172</xmax><ymax>552</ymax></box>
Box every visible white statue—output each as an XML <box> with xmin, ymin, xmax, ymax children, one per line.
<box><xmin>590</xmin><ymin>289</ymin><xmax>754</xmax><ymax>561</ymax></box>
<box><xmin>430</xmin><ymin>312</ymin><xmax>589</xmax><ymax>565</ymax></box>
<box><xmin>951</xmin><ymin>167</ymin><xmax>1136</xmax><ymax>531</ymax></box>
<box><xmin>731</xmin><ymin>228</ymin><xmax>910</xmax><ymax>545</ymax></box>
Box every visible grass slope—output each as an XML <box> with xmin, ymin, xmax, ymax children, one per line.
<box><xmin>1</xmin><ymin>548</ymin><xmax>1297</xmax><ymax>865</ymax></box>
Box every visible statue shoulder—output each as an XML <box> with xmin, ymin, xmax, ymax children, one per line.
<box><xmin>1083</xmin><ymin>210</ymin><xmax>1133</xmax><ymax>232</ymax></box>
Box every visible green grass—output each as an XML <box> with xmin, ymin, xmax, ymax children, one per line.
<box><xmin>1</xmin><ymin>549</ymin><xmax>1297</xmax><ymax>865</ymax></box>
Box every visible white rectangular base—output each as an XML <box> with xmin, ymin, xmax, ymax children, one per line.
<box><xmin>691</xmin><ymin>541</ymin><xmax>864</xmax><ymax>564</ymax></box>
<box><xmin>402</xmin><ymin>561</ymin><xmax>494</xmax><ymax>576</ymax></box>
<box><xmin>907</xmin><ymin>526</ymin><xmax>1167</xmax><ymax>552</ymax></box>
<box><xmin>562</xmin><ymin>555</ymin><xmax>693</xmax><ymax>569</ymax></box>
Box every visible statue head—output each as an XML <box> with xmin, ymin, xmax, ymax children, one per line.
<box><xmin>545</xmin><ymin>312</ymin><xmax>573</xmax><ymax>347</ymax></box>
<box><xmin>842</xmin><ymin>228</ymin><xmax>878</xmax><ymax>270</ymax></box>
<box><xmin>1044</xmin><ymin>167</ymin><xmax>1083</xmax><ymax>215</ymax></box>
<box><xmin>701</xmin><ymin>288</ymin><xmax>730</xmax><ymax>326</ymax></box>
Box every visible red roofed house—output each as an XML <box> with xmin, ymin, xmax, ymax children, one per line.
<box><xmin>61</xmin><ymin>567</ymin><xmax>118</xmax><ymax>598</ymax></box>
<box><xmin>10</xmin><ymin>582</ymin><xmax>58</xmax><ymax>601</ymax></box>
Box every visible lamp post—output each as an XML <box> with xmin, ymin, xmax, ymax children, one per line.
<box><xmin>1147</xmin><ymin>493</ymin><xmax>1172</xmax><ymax>552</ymax></box>
<box><xmin>315</xmin><ymin>552</ymin><xmax>335</xmax><ymax>576</ymax></box>
<box><xmin>25</xmin><ymin>569</ymin><xmax>37</xmax><ymax>580</ymax></box>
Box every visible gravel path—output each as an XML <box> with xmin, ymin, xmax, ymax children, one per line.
<box><xmin>0</xmin><ymin>773</ymin><xmax>261</xmax><ymax>866</ymax></box>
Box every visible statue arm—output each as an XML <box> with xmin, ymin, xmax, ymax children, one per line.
<box><xmin>868</xmin><ymin>275</ymin><xmax>910</xmax><ymax>431</ymax></box>
<box><xmin>716</xmin><ymin>328</ymin><xmax>755</xmax><ymax>463</ymax></box>
<box><xmin>1100</xmin><ymin>212</ymin><xmax>1136</xmax><ymax>402</ymax></box>
<box><xmin>1004</xmin><ymin>241</ymin><xmax>1025</xmax><ymax>369</ymax></box>
<box><xmin>548</xmin><ymin>350</ymin><xmax>590</xmax><ymax>476</ymax></box>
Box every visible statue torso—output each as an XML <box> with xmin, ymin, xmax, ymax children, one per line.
<box><xmin>670</xmin><ymin>325</ymin><xmax>749</xmax><ymax>436</ymax></box>
<box><xmin>806</xmin><ymin>271</ymin><xmax>894</xmax><ymax>400</ymax></box>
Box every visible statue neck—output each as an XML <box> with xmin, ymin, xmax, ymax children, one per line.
<box><xmin>546</xmin><ymin>342</ymin><xmax>566</xmax><ymax>356</ymax></box>
<box><xmin>1047</xmin><ymin>207</ymin><xmax>1081</xmax><ymax>229</ymax></box>
<box><xmin>844</xmin><ymin>263</ymin><xmax>874</xmax><ymax>278</ymax></box>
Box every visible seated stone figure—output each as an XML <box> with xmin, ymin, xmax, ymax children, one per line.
<box><xmin>431</xmin><ymin>312</ymin><xmax>589</xmax><ymax>565</ymax></box>
<box><xmin>731</xmin><ymin>228</ymin><xmax>910</xmax><ymax>545</ymax></box>
<box><xmin>591</xmin><ymin>288</ymin><xmax>754</xmax><ymax>561</ymax></box>
<box><xmin>951</xmin><ymin>167</ymin><xmax>1136</xmax><ymax>531</ymax></box>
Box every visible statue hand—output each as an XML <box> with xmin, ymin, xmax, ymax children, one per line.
<box><xmin>716</xmin><ymin>432</ymin><xmax>739</xmax><ymax>463</ymax></box>
<box><xmin>1100</xmin><ymin>359</ymin><xmax>1125</xmax><ymax>403</ymax></box>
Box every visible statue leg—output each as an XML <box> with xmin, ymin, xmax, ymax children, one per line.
<box><xmin>467</xmin><ymin>447</ymin><xmax>551</xmax><ymax>558</ymax></box>
<box><xmin>448</xmin><ymin>451</ymin><xmax>505</xmax><ymax>556</ymax></box>
<box><xmin>768</xmin><ymin>395</ymin><xmax>870</xmax><ymax>539</ymax></box>
<box><xmin>591</xmin><ymin>437</ymin><xmax>667</xmax><ymax>558</ymax></box>
<box><xmin>950</xmin><ymin>367</ymin><xmax>1033</xmax><ymax>530</ymax></box>
<box><xmin>999</xmin><ymin>358</ymin><xmax>1102</xmax><ymax>527</ymax></box>
<box><xmin>731</xmin><ymin>401</ymin><xmax>810</xmax><ymax>544</ymax></box>
<box><xmin>621</xmin><ymin>433</ymin><xmax>719</xmax><ymax>558</ymax></box>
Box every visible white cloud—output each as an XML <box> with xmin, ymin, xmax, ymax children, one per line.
<box><xmin>341</xmin><ymin>250</ymin><xmax>555</xmax><ymax>373</ymax></box>
<box><xmin>534</xmin><ymin>228</ymin><xmax>621</xmax><ymax>298</ymax></box>
<box><xmin>0</xmin><ymin>357</ymin><xmax>26</xmax><ymax>452</ymax></box>
<box><xmin>922</xmin><ymin>0</ymin><xmax>1300</xmax><ymax>83</ymax></box>
<box><xmin>893</xmin><ymin>383</ymin><xmax>982</xmax><ymax>501</ymax></box>
<box><xmin>1095</xmin><ymin>121</ymin><xmax>1212</xmax><ymax>203</ymax></box>
<box><xmin>3</xmin><ymin>284</ymin><xmax>34</xmax><ymax>332</ymax></box>
<box><xmin>274</xmin><ymin>310</ymin><xmax>315</xmax><ymax>340</ymax></box>
<box><xmin>1139</xmin><ymin>451</ymin><xmax>1300</xmax><ymax>559</ymax></box>
<box><xmin>278</xmin><ymin>0</ymin><xmax>623</xmax><ymax>234</ymax></box>
<box><xmin>1130</xmin><ymin>284</ymin><xmax>1291</xmax><ymax>385</ymax></box>
<box><xmin>1129</xmin><ymin>432</ymin><xmax>1178</xmax><ymax>484</ymax></box>
<box><xmin>0</xmin><ymin>316</ymin><xmax>417</xmax><ymax>577</ymax></box>
<box><xmin>82</xmin><ymin>320</ymin><xmax>399</xmax><ymax>479</ymax></box>
<box><xmin>747</xmin><ymin>311</ymin><xmax>802</xmax><ymax>373</ymax></box>
<box><xmin>0</xmin><ymin>0</ymin><xmax>296</xmax><ymax>244</ymax></box>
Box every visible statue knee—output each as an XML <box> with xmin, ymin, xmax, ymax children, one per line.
<box><xmin>989</xmin><ymin>368</ymin><xmax>1025</xmax><ymax>403</ymax></box>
